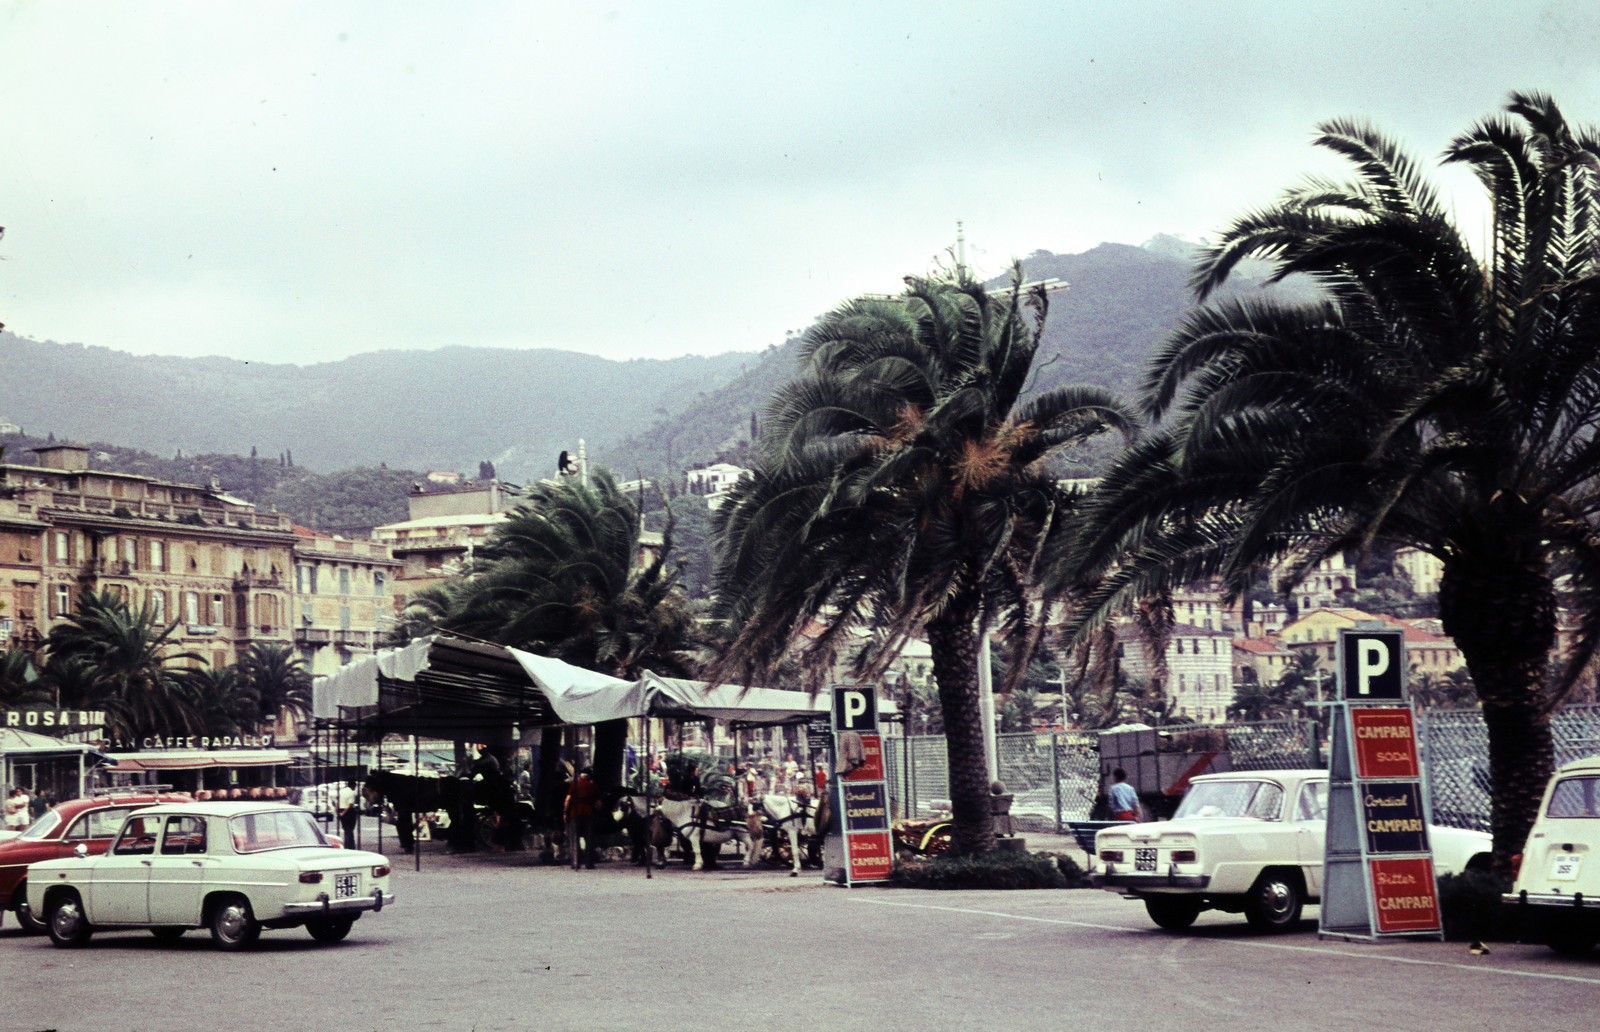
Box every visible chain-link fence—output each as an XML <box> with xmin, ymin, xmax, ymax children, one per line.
<box><xmin>1421</xmin><ymin>706</ymin><xmax>1600</xmax><ymax>832</ymax></box>
<box><xmin>883</xmin><ymin>720</ymin><xmax>1320</xmax><ymax>834</ymax></box>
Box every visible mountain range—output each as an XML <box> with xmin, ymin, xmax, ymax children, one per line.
<box><xmin>0</xmin><ymin>236</ymin><xmax>1316</xmax><ymax>526</ymax></box>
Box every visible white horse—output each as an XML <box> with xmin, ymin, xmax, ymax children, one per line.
<box><xmin>624</xmin><ymin>794</ymin><xmax>757</xmax><ymax>871</ymax></box>
<box><xmin>751</xmin><ymin>792</ymin><xmax>822</xmax><ymax>877</ymax></box>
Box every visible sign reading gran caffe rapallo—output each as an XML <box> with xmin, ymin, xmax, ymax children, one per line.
<box><xmin>3</xmin><ymin>709</ymin><xmax>107</xmax><ymax>730</ymax></box>
<box><xmin>108</xmin><ymin>734</ymin><xmax>277</xmax><ymax>751</ymax></box>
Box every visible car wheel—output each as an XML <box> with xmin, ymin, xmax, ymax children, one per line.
<box><xmin>1145</xmin><ymin>896</ymin><xmax>1203</xmax><ymax>930</ymax></box>
<box><xmin>305</xmin><ymin>917</ymin><xmax>355</xmax><ymax>943</ymax></box>
<box><xmin>15</xmin><ymin>884</ymin><xmax>47</xmax><ymax>935</ymax></box>
<box><xmin>1243</xmin><ymin>870</ymin><xmax>1303</xmax><ymax>933</ymax></box>
<box><xmin>45</xmin><ymin>893</ymin><xmax>93</xmax><ymax>949</ymax></box>
<box><xmin>150</xmin><ymin>927</ymin><xmax>186</xmax><ymax>942</ymax></box>
<box><xmin>1546</xmin><ymin>922</ymin><xmax>1598</xmax><ymax>956</ymax></box>
<box><xmin>209</xmin><ymin>895</ymin><xmax>261</xmax><ymax>951</ymax></box>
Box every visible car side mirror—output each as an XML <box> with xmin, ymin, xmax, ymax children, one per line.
<box><xmin>73</xmin><ymin>843</ymin><xmax>88</xmax><ymax>858</ymax></box>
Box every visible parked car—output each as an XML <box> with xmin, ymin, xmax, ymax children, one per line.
<box><xmin>1505</xmin><ymin>755</ymin><xmax>1600</xmax><ymax>954</ymax></box>
<box><xmin>0</xmin><ymin>790</ymin><xmax>192</xmax><ymax>933</ymax></box>
<box><xmin>1091</xmin><ymin>769</ymin><xmax>1492</xmax><ymax>932</ymax></box>
<box><xmin>28</xmin><ymin>801</ymin><xmax>394</xmax><ymax>950</ymax></box>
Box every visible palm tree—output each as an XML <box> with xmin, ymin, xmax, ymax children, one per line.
<box><xmin>434</xmin><ymin>471</ymin><xmax>699</xmax><ymax>678</ymax></box>
<box><xmin>711</xmin><ymin>264</ymin><xmax>1136</xmax><ymax>854</ymax></box>
<box><xmin>414</xmin><ymin>472</ymin><xmax>700</xmax><ymax>785</ymax></box>
<box><xmin>43</xmin><ymin>590</ymin><xmax>202</xmax><ymax>742</ymax></box>
<box><xmin>1061</xmin><ymin>93</ymin><xmax>1600</xmax><ymax>870</ymax></box>
<box><xmin>237</xmin><ymin>642</ymin><xmax>314</xmax><ymax>727</ymax></box>
<box><xmin>179</xmin><ymin>665</ymin><xmax>261</xmax><ymax>740</ymax></box>
<box><xmin>0</xmin><ymin>649</ymin><xmax>48</xmax><ymax>708</ymax></box>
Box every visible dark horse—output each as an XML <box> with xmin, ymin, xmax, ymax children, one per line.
<box><xmin>365</xmin><ymin>770</ymin><xmax>526</xmax><ymax>853</ymax></box>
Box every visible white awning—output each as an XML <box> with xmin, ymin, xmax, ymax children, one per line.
<box><xmin>508</xmin><ymin>649</ymin><xmax>826</xmax><ymax>724</ymax></box>
<box><xmin>107</xmin><ymin>749</ymin><xmax>295</xmax><ymax>771</ymax></box>
<box><xmin>312</xmin><ymin>635</ymin><xmax>435</xmax><ymax>718</ymax></box>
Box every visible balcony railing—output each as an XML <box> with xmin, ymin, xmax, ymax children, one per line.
<box><xmin>334</xmin><ymin>630</ymin><xmax>370</xmax><ymax>648</ymax></box>
<box><xmin>295</xmin><ymin>627</ymin><xmax>331</xmax><ymax>644</ymax></box>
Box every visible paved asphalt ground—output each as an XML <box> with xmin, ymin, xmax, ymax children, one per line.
<box><xmin>4</xmin><ymin>827</ymin><xmax>1600</xmax><ymax>1032</ymax></box>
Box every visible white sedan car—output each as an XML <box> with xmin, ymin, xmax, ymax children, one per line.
<box><xmin>28</xmin><ymin>801</ymin><xmax>394</xmax><ymax>950</ymax></box>
<box><xmin>1092</xmin><ymin>769</ymin><xmax>1492</xmax><ymax>932</ymax></box>
<box><xmin>1505</xmin><ymin>755</ymin><xmax>1600</xmax><ymax>954</ymax></box>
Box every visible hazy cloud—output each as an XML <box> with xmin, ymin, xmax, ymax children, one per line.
<box><xmin>0</xmin><ymin>1</ymin><xmax>1595</xmax><ymax>365</ymax></box>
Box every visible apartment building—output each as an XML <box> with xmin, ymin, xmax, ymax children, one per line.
<box><xmin>1115</xmin><ymin>620</ymin><xmax>1234</xmax><ymax>723</ymax></box>
<box><xmin>291</xmin><ymin>527</ymin><xmax>405</xmax><ymax>677</ymax></box>
<box><xmin>372</xmin><ymin>478</ymin><xmax>509</xmax><ymax>606</ymax></box>
<box><xmin>0</xmin><ymin>444</ymin><xmax>295</xmax><ymax>667</ymax></box>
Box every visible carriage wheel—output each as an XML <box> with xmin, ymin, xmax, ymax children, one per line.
<box><xmin>759</xmin><ymin>834</ymin><xmax>794</xmax><ymax>868</ymax></box>
<box><xmin>476</xmin><ymin>812</ymin><xmax>500</xmax><ymax>851</ymax></box>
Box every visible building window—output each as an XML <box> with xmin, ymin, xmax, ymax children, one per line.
<box><xmin>53</xmin><ymin>583</ymin><xmax>72</xmax><ymax>616</ymax></box>
<box><xmin>122</xmin><ymin>537</ymin><xmax>137</xmax><ymax>568</ymax></box>
<box><xmin>340</xmin><ymin>606</ymin><xmax>351</xmax><ymax>631</ymax></box>
<box><xmin>339</xmin><ymin>568</ymin><xmax>350</xmax><ymax>595</ymax></box>
<box><xmin>211</xmin><ymin>594</ymin><xmax>226</xmax><ymax>627</ymax></box>
<box><xmin>148</xmin><ymin>589</ymin><xmax>166</xmax><ymax>623</ymax></box>
<box><xmin>301</xmin><ymin>603</ymin><xmax>313</xmax><ymax>624</ymax></box>
<box><xmin>54</xmin><ymin>531</ymin><xmax>69</xmax><ymax>564</ymax></box>
<box><xmin>185</xmin><ymin>591</ymin><xmax>200</xmax><ymax>625</ymax></box>
<box><xmin>150</xmin><ymin>540</ymin><xmax>164</xmax><ymax>572</ymax></box>
<box><xmin>1176</xmin><ymin>639</ymin><xmax>1184</xmax><ymax>655</ymax></box>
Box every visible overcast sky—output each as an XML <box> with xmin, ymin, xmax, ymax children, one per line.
<box><xmin>0</xmin><ymin>2</ymin><xmax>1596</xmax><ymax>366</ymax></box>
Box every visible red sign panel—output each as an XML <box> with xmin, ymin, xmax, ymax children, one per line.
<box><xmin>846</xmin><ymin>831</ymin><xmax>893</xmax><ymax>882</ymax></box>
<box><xmin>1370</xmin><ymin>857</ymin><xmax>1440</xmax><ymax>933</ymax></box>
<box><xmin>1352</xmin><ymin>708</ymin><xmax>1419</xmax><ymax>779</ymax></box>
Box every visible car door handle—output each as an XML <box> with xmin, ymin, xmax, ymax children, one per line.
<box><xmin>141</xmin><ymin>860</ymin><xmax>153</xmax><ymax>866</ymax></box>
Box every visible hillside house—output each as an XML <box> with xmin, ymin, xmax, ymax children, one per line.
<box><xmin>684</xmin><ymin>463</ymin><xmax>751</xmax><ymax>511</ymax></box>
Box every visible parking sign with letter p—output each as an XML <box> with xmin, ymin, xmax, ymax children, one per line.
<box><xmin>1338</xmin><ymin>628</ymin><xmax>1405</xmax><ymax>700</ymax></box>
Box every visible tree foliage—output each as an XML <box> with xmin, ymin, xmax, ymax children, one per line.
<box><xmin>1060</xmin><ymin>92</ymin><xmax>1600</xmax><ymax>870</ymax></box>
<box><xmin>712</xmin><ymin>263</ymin><xmax>1136</xmax><ymax>854</ymax></box>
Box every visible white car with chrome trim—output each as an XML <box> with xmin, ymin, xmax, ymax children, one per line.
<box><xmin>1092</xmin><ymin>769</ymin><xmax>1491</xmax><ymax>932</ymax></box>
<box><xmin>27</xmin><ymin>801</ymin><xmax>394</xmax><ymax>950</ymax></box>
<box><xmin>1505</xmin><ymin>755</ymin><xmax>1600</xmax><ymax>954</ymax></box>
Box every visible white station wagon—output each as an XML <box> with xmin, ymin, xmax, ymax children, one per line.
<box><xmin>1506</xmin><ymin>755</ymin><xmax>1600</xmax><ymax>954</ymax></box>
<box><xmin>1092</xmin><ymin>769</ymin><xmax>1492</xmax><ymax>932</ymax></box>
<box><xmin>28</xmin><ymin>801</ymin><xmax>394</xmax><ymax>950</ymax></box>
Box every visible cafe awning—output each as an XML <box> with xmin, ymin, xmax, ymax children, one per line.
<box><xmin>107</xmin><ymin>749</ymin><xmax>294</xmax><ymax>771</ymax></box>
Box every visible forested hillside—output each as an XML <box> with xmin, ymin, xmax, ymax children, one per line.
<box><xmin>597</xmin><ymin>237</ymin><xmax>1316</xmax><ymax>479</ymax></box>
<box><xmin>0</xmin><ymin>339</ymin><xmax>754</xmax><ymax>482</ymax></box>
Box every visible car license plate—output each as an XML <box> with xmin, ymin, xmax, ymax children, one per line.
<box><xmin>1135</xmin><ymin>848</ymin><xmax>1157</xmax><ymax>872</ymax></box>
<box><xmin>1549</xmin><ymin>853</ymin><xmax>1583</xmax><ymax>881</ymax></box>
<box><xmin>334</xmin><ymin>873</ymin><xmax>359</xmax><ymax>899</ymax></box>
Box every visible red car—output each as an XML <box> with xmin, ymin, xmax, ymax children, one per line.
<box><xmin>1</xmin><ymin>790</ymin><xmax>191</xmax><ymax>933</ymax></box>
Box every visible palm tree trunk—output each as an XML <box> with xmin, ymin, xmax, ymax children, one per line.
<box><xmin>1438</xmin><ymin>549</ymin><xmax>1556</xmax><ymax>874</ymax></box>
<box><xmin>926</xmin><ymin>595</ymin><xmax>996</xmax><ymax>855</ymax></box>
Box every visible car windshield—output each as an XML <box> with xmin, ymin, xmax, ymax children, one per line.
<box><xmin>1547</xmin><ymin>776</ymin><xmax>1600</xmax><ymax>818</ymax></box>
<box><xmin>18</xmin><ymin>809</ymin><xmax>62</xmax><ymax>840</ymax></box>
<box><xmin>229</xmin><ymin>810</ymin><xmax>329</xmax><ymax>853</ymax></box>
<box><xmin>1173</xmin><ymin>780</ymin><xmax>1285</xmax><ymax>821</ymax></box>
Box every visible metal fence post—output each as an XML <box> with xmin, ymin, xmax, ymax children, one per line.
<box><xmin>1052</xmin><ymin>731</ymin><xmax>1062</xmax><ymax>835</ymax></box>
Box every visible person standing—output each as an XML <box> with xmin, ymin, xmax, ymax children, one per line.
<box><xmin>338</xmin><ymin>780</ymin><xmax>360</xmax><ymax>848</ymax></box>
<box><xmin>3</xmin><ymin>789</ymin><xmax>27</xmax><ymax>831</ymax></box>
<box><xmin>1107</xmin><ymin>768</ymin><xmax>1140</xmax><ymax>822</ymax></box>
<box><xmin>565</xmin><ymin>766</ymin><xmax>598</xmax><ymax>870</ymax></box>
